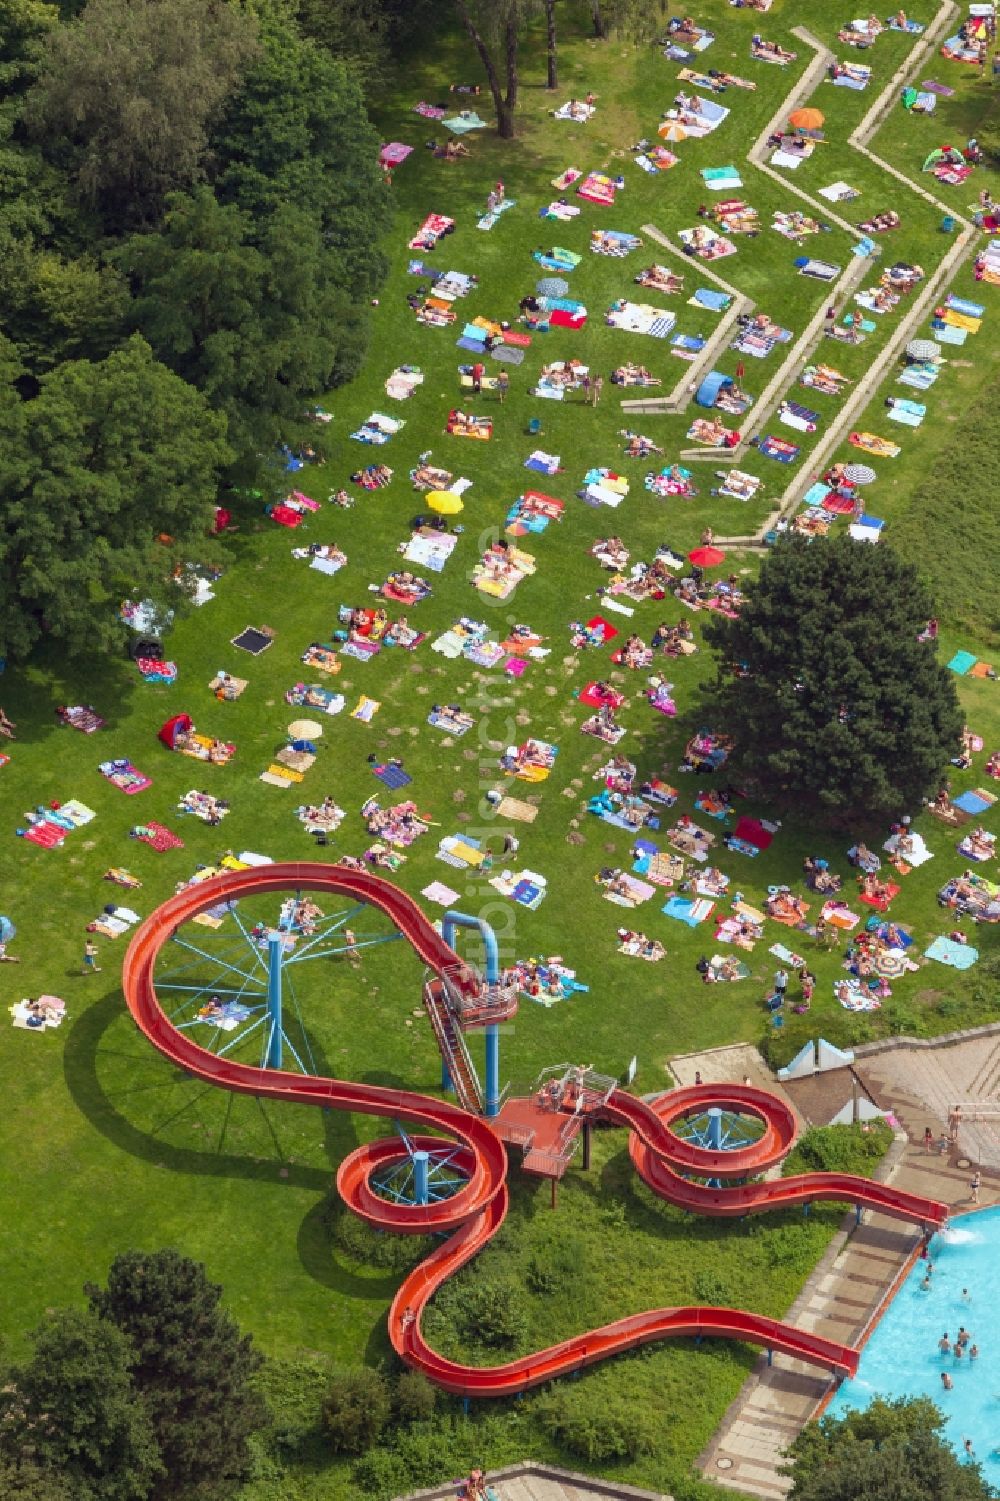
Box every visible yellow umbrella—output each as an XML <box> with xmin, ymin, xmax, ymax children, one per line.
<box><xmin>658</xmin><ymin>121</ymin><xmax>687</xmax><ymax>142</ymax></box>
<box><xmin>427</xmin><ymin>490</ymin><xmax>464</xmax><ymax>515</ymax></box>
<box><xmin>288</xmin><ymin>719</ymin><xmax>323</xmax><ymax>739</ymax></box>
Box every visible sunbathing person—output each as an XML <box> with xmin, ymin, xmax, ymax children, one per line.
<box><xmin>620</xmin><ymin>429</ymin><xmax>664</xmax><ymax>458</ymax></box>
<box><xmin>752</xmin><ymin>34</ymin><xmax>796</xmax><ymax>60</ymax></box>
<box><xmin>592</xmin><ymin>536</ymin><xmax>629</xmax><ymax>569</ymax></box>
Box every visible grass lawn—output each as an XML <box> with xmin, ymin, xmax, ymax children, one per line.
<box><xmin>2</xmin><ymin>2</ymin><xmax>999</xmax><ymax>1496</ymax></box>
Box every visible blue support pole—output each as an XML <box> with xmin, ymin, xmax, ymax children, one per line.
<box><xmin>441</xmin><ymin>1056</ymin><xmax>452</xmax><ymax>1093</ymax></box>
<box><xmin>706</xmin><ymin>1106</ymin><xmax>723</xmax><ymax>1189</ymax></box>
<box><xmin>413</xmin><ymin>1151</ymin><xmax>430</xmax><ymax>1206</ymax></box>
<box><xmin>485</xmin><ymin>1025</ymin><xmax>500</xmax><ymax>1118</ymax></box>
<box><xmin>266</xmin><ymin>934</ymin><xmax>284</xmax><ymax>1069</ymax></box>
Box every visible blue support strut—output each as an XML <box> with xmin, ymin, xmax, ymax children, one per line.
<box><xmin>266</xmin><ymin>934</ymin><xmax>284</xmax><ymax>1069</ymax></box>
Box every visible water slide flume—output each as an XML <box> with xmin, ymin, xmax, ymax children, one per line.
<box><xmin>123</xmin><ymin>863</ymin><xmax>947</xmax><ymax>1395</ymax></box>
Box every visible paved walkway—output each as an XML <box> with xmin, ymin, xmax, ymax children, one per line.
<box><xmin>856</xmin><ymin>1028</ymin><xmax>1000</xmax><ymax>1170</ymax></box>
<box><xmin>395</xmin><ymin>1462</ymin><xmax>672</xmax><ymax>1500</ymax></box>
<box><xmin>695</xmin><ymin>1045</ymin><xmax>1000</xmax><ymax>1499</ymax></box>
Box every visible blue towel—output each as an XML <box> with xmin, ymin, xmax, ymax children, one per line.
<box><xmin>953</xmin><ymin>790</ymin><xmax>993</xmax><ymax>815</ymax></box>
<box><xmin>946</xmin><ymin>295</ymin><xmax>984</xmax><ymax>317</ymax></box>
<box><xmin>456</xmin><ymin>336</ymin><xmax>486</xmax><ymax>353</ymax></box>
<box><xmin>373</xmin><ymin>763</ymin><xmax>412</xmax><ymax>790</ymax></box>
<box><xmin>925</xmin><ymin>936</ymin><xmax>979</xmax><ymax>969</ymax></box>
<box><xmin>693</xmin><ymin>288</ymin><xmax>731</xmax><ymax>311</ymax></box>
<box><xmin>802</xmin><ymin>482</ymin><xmax>830</xmax><ymax>506</ymax></box>
<box><xmin>947</xmin><ymin>651</ymin><xmax>977</xmax><ymax>675</ymax></box>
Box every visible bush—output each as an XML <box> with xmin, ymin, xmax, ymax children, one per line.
<box><xmin>320</xmin><ymin>1367</ymin><xmax>391</xmax><ymax>1455</ymax></box>
<box><xmin>692</xmin><ymin>1271</ymin><xmax>733</xmax><ymax>1305</ymax></box>
<box><xmin>351</xmin><ymin>1447</ymin><xmax>411</xmax><ymax>1496</ymax></box>
<box><xmin>537</xmin><ymin>1387</ymin><xmax>656</xmax><ymax>1462</ymax></box>
<box><xmin>456</xmin><ymin>1278</ymin><xmax>527</xmax><ymax>1348</ymax></box>
<box><xmin>784</xmin><ymin>1123</ymin><xmax>892</xmax><ymax>1177</ymax></box>
<box><xmin>332</xmin><ymin>1206</ymin><xmax>432</xmax><ymax>1272</ymax></box>
<box><xmin>395</xmin><ymin>1369</ymin><xmax>437</xmax><ymax>1425</ymax></box>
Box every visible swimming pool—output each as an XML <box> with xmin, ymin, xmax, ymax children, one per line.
<box><xmin>827</xmin><ymin>1207</ymin><xmax>1000</xmax><ymax>1473</ymax></box>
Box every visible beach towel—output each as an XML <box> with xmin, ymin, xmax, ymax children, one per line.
<box><xmin>372</xmin><ymin>763</ymin><xmax>412</xmax><ymax>790</ymax></box>
<box><xmin>663</xmin><ymin>895</ymin><xmax>715</xmax><ymax>926</ymax></box>
<box><xmin>759</xmin><ymin>435</ymin><xmax>799</xmax><ymax>463</ymax></box>
<box><xmin>351</xmin><ymin>696</ymin><xmax>380</xmax><ymax>723</ymax></box>
<box><xmin>818</xmin><ymin>182</ymin><xmax>860</xmax><ymax>202</ymax></box>
<box><xmin>953</xmin><ymin>789</ymin><xmax>995</xmax><ymax>815</ymax></box>
<box><xmin>702</xmin><ymin>166</ymin><xmax>742</xmax><ymax>191</ymax></box>
<box><xmin>948</xmin><ymin>651</ymin><xmax>978</xmax><ymax>676</ymax></box>
<box><xmin>925</xmin><ymin>936</ymin><xmax>979</xmax><ymax>969</ymax></box>
<box><xmin>99</xmin><ymin>760</ymin><xmax>152</xmax><ymax>795</ymax></box>
<box><xmin>796</xmin><ymin>258</ymin><xmax>841</xmax><ymax>281</ymax></box>
<box><xmin>477</xmin><ymin>198</ymin><xmax>516</xmax><ymax>231</ymax></box>
<box><xmin>132</xmin><ymin>821</ymin><xmax>184</xmax><ymax>852</ymax></box>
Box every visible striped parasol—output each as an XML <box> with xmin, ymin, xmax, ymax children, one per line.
<box><xmin>905</xmin><ymin>337</ymin><xmax>942</xmax><ymax>361</ymax></box>
<box><xmin>843</xmin><ymin>463</ymin><xmax>877</xmax><ymax>485</ymax></box>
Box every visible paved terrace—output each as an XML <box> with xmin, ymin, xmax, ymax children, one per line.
<box><xmin>394</xmin><ymin>1462</ymin><xmax>672</xmax><ymax>1500</ymax></box>
<box><xmin>679</xmin><ymin>1039</ymin><xmax>1000</xmax><ymax>1499</ymax></box>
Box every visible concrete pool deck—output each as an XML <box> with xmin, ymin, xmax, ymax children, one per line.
<box><xmin>691</xmin><ymin>1052</ymin><xmax>1000</xmax><ymax>1500</ymax></box>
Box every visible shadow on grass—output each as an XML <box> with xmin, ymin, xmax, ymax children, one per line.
<box><xmin>63</xmin><ymin>987</ymin><xmax>358</xmax><ymax>1194</ymax></box>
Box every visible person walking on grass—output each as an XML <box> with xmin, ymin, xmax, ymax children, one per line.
<box><xmin>343</xmin><ymin>929</ymin><xmax>360</xmax><ymax>965</ymax></box>
<box><xmin>83</xmin><ymin>939</ymin><xmax>101</xmax><ymax>974</ymax></box>
<box><xmin>471</xmin><ymin>360</ymin><xmax>484</xmax><ymax>395</ymax></box>
<box><xmin>497</xmin><ymin>370</ymin><xmax>509</xmax><ymax>403</ymax></box>
<box><xmin>591</xmin><ymin>373</ymin><xmax>604</xmax><ymax>407</ymax></box>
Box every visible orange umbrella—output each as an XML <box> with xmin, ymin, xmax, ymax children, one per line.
<box><xmin>788</xmin><ymin>107</ymin><xmax>824</xmax><ymax>130</ymax></box>
<box><xmin>658</xmin><ymin>121</ymin><xmax>688</xmax><ymax>142</ymax></box>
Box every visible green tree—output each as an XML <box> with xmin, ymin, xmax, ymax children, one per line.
<box><xmin>213</xmin><ymin>3</ymin><xmax>389</xmax><ymax>298</ymax></box>
<box><xmin>2</xmin><ymin>245</ymin><xmax>128</xmax><ymax>370</ymax></box>
<box><xmin>0</xmin><ymin>334</ymin><xmax>230</xmax><ymax>660</ymax></box>
<box><xmin>453</xmin><ymin>0</ymin><xmax>527</xmax><ymax>138</ymax></box>
<box><xmin>118</xmin><ymin>186</ymin><xmax>364</xmax><ymax>462</ymax></box>
<box><xmin>0</xmin><ymin>1309</ymin><xmax>160</xmax><ymax>1501</ymax></box>
<box><xmin>0</xmin><ymin>1457</ymin><xmax>74</xmax><ymax>1501</ymax></box>
<box><xmin>320</xmin><ymin>1367</ymin><xmax>391</xmax><ymax>1456</ymax></box>
<box><xmin>87</xmin><ymin>1250</ymin><xmax>266</xmax><ymax>1499</ymax></box>
<box><xmin>701</xmin><ymin>535</ymin><xmax>962</xmax><ymax>823</ymax></box>
<box><xmin>0</xmin><ymin>0</ymin><xmax>59</xmax><ymax>99</ymax></box>
<box><xmin>25</xmin><ymin>0</ymin><xmax>259</xmax><ymax>227</ymax></box>
<box><xmin>783</xmin><ymin>1396</ymin><xmax>993</xmax><ymax>1500</ymax></box>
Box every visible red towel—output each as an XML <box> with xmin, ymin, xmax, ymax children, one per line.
<box><xmin>585</xmin><ymin>615</ymin><xmax>619</xmax><ymax>643</ymax></box>
<box><xmin>733</xmin><ymin>816</ymin><xmax>773</xmax><ymax>851</ymax></box>
<box><xmin>549</xmin><ymin>309</ymin><xmax>587</xmax><ymax>329</ymax></box>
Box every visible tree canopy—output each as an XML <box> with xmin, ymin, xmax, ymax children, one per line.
<box><xmin>701</xmin><ymin>535</ymin><xmax>962</xmax><ymax>823</ymax></box>
<box><xmin>24</xmin><ymin>0</ymin><xmax>260</xmax><ymax>229</ymax></box>
<box><xmin>783</xmin><ymin>1396</ymin><xmax>994</xmax><ymax>1501</ymax></box>
<box><xmin>0</xmin><ymin>334</ymin><xmax>230</xmax><ymax>660</ymax></box>
<box><xmin>87</xmin><ymin>1249</ymin><xmax>266</xmax><ymax>1499</ymax></box>
<box><xmin>0</xmin><ymin>1308</ymin><xmax>161</xmax><ymax>1501</ymax></box>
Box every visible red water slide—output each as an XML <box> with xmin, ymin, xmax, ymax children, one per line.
<box><xmin>122</xmin><ymin>863</ymin><xmax>944</xmax><ymax>1397</ymax></box>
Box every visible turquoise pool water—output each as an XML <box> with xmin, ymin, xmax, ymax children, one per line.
<box><xmin>827</xmin><ymin>1208</ymin><xmax>1000</xmax><ymax>1473</ymax></box>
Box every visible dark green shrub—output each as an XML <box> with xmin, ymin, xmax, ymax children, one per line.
<box><xmin>785</xmin><ymin>1122</ymin><xmax>892</xmax><ymax>1176</ymax></box>
<box><xmin>456</xmin><ymin>1278</ymin><xmax>527</xmax><ymax>1348</ymax></box>
<box><xmin>320</xmin><ymin>1366</ymin><xmax>391</xmax><ymax>1455</ymax></box>
<box><xmin>692</xmin><ymin>1271</ymin><xmax>733</xmax><ymax>1305</ymax></box>
<box><xmin>537</xmin><ymin>1387</ymin><xmax>656</xmax><ymax>1461</ymax></box>
<box><xmin>332</xmin><ymin>1207</ymin><xmax>432</xmax><ymax>1272</ymax></box>
<box><xmin>395</xmin><ymin>1369</ymin><xmax>437</xmax><ymax>1425</ymax></box>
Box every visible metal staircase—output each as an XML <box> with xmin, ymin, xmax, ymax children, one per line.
<box><xmin>423</xmin><ymin>979</ymin><xmax>483</xmax><ymax>1113</ymax></box>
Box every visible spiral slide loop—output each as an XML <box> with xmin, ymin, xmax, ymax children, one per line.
<box><xmin>124</xmin><ymin>864</ymin><xmax>946</xmax><ymax>1396</ymax></box>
